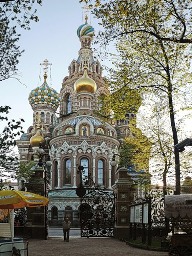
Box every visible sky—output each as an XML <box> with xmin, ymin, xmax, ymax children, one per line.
<box><xmin>1</xmin><ymin>1</ymin><xmax>192</xmax><ymax>186</ymax></box>
<box><xmin>0</xmin><ymin>0</ymin><xmax>104</xmax><ymax>133</ymax></box>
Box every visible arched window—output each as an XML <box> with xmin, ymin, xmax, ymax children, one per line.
<box><xmin>46</xmin><ymin>112</ymin><xmax>50</xmax><ymax>123</ymax></box>
<box><xmin>80</xmin><ymin>158</ymin><xmax>89</xmax><ymax>185</ymax></box>
<box><xmin>51</xmin><ymin>114</ymin><xmax>54</xmax><ymax>124</ymax></box>
<box><xmin>54</xmin><ymin>161</ymin><xmax>58</xmax><ymax>187</ymax></box>
<box><xmin>51</xmin><ymin>206</ymin><xmax>58</xmax><ymax>220</ymax></box>
<box><xmin>98</xmin><ymin>159</ymin><xmax>104</xmax><ymax>185</ymax></box>
<box><xmin>41</xmin><ymin>112</ymin><xmax>45</xmax><ymax>123</ymax></box>
<box><xmin>66</xmin><ymin>94</ymin><xmax>72</xmax><ymax>114</ymax></box>
<box><xmin>63</xmin><ymin>159</ymin><xmax>72</xmax><ymax>185</ymax></box>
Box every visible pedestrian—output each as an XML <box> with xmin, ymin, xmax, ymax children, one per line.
<box><xmin>63</xmin><ymin>216</ymin><xmax>71</xmax><ymax>242</ymax></box>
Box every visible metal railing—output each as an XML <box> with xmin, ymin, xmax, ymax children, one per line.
<box><xmin>0</xmin><ymin>240</ymin><xmax>28</xmax><ymax>256</ymax></box>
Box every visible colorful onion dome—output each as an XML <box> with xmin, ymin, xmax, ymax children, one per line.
<box><xmin>74</xmin><ymin>69</ymin><xmax>97</xmax><ymax>93</ymax></box>
<box><xmin>28</xmin><ymin>74</ymin><xmax>60</xmax><ymax>111</ymax></box>
<box><xmin>77</xmin><ymin>22</ymin><xmax>94</xmax><ymax>38</ymax></box>
<box><xmin>30</xmin><ymin>129</ymin><xmax>45</xmax><ymax>148</ymax></box>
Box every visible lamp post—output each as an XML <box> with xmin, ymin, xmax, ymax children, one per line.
<box><xmin>76</xmin><ymin>166</ymin><xmax>86</xmax><ymax>198</ymax></box>
<box><xmin>175</xmin><ymin>138</ymin><xmax>192</xmax><ymax>194</ymax></box>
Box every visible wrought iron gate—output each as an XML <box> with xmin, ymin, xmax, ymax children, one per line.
<box><xmin>80</xmin><ymin>189</ymin><xmax>115</xmax><ymax>237</ymax></box>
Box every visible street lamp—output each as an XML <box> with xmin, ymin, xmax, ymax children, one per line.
<box><xmin>76</xmin><ymin>166</ymin><xmax>86</xmax><ymax>198</ymax></box>
<box><xmin>110</xmin><ymin>153</ymin><xmax>120</xmax><ymax>167</ymax></box>
<box><xmin>174</xmin><ymin>138</ymin><xmax>192</xmax><ymax>195</ymax></box>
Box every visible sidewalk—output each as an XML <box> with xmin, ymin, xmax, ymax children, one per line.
<box><xmin>28</xmin><ymin>237</ymin><xmax>169</xmax><ymax>256</ymax></box>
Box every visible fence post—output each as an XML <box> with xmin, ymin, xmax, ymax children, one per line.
<box><xmin>147</xmin><ymin>197</ymin><xmax>152</xmax><ymax>246</ymax></box>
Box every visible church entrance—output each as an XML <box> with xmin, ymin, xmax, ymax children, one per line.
<box><xmin>79</xmin><ymin>189</ymin><xmax>115</xmax><ymax>237</ymax></box>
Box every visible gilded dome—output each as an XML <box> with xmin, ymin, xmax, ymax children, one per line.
<box><xmin>28</xmin><ymin>74</ymin><xmax>60</xmax><ymax>111</ymax></box>
<box><xmin>30</xmin><ymin>129</ymin><xmax>45</xmax><ymax>148</ymax></box>
<box><xmin>74</xmin><ymin>69</ymin><xmax>97</xmax><ymax>93</ymax></box>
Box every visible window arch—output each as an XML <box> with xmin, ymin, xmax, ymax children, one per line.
<box><xmin>80</xmin><ymin>158</ymin><xmax>89</xmax><ymax>185</ymax></box>
<box><xmin>63</xmin><ymin>159</ymin><xmax>72</xmax><ymax>185</ymax></box>
<box><xmin>98</xmin><ymin>159</ymin><xmax>104</xmax><ymax>185</ymax></box>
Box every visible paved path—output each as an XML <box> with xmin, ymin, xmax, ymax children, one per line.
<box><xmin>28</xmin><ymin>237</ymin><xmax>169</xmax><ymax>256</ymax></box>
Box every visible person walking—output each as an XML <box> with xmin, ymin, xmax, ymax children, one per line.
<box><xmin>63</xmin><ymin>217</ymin><xmax>71</xmax><ymax>242</ymax></box>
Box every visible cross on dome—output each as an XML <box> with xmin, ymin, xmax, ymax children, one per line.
<box><xmin>40</xmin><ymin>59</ymin><xmax>52</xmax><ymax>81</ymax></box>
<box><xmin>82</xmin><ymin>4</ymin><xmax>92</xmax><ymax>24</ymax></box>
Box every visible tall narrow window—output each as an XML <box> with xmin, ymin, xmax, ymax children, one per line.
<box><xmin>63</xmin><ymin>159</ymin><xmax>72</xmax><ymax>185</ymax></box>
<box><xmin>80</xmin><ymin>158</ymin><xmax>89</xmax><ymax>185</ymax></box>
<box><xmin>66</xmin><ymin>94</ymin><xmax>72</xmax><ymax>114</ymax></box>
<box><xmin>46</xmin><ymin>112</ymin><xmax>50</xmax><ymax>123</ymax></box>
<box><xmin>51</xmin><ymin>206</ymin><xmax>58</xmax><ymax>220</ymax></box>
<box><xmin>98</xmin><ymin>160</ymin><xmax>104</xmax><ymax>185</ymax></box>
<box><xmin>54</xmin><ymin>161</ymin><xmax>58</xmax><ymax>187</ymax></box>
<box><xmin>41</xmin><ymin>112</ymin><xmax>45</xmax><ymax>123</ymax></box>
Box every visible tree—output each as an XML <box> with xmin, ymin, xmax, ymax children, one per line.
<box><xmin>119</xmin><ymin>119</ymin><xmax>151</xmax><ymax>171</ymax></box>
<box><xmin>0</xmin><ymin>106</ymin><xmax>24</xmax><ymax>177</ymax></box>
<box><xmin>80</xmin><ymin>0</ymin><xmax>192</xmax><ymax>44</ymax></box>
<box><xmin>16</xmin><ymin>161</ymin><xmax>35</xmax><ymax>182</ymax></box>
<box><xmin>0</xmin><ymin>0</ymin><xmax>42</xmax><ymax>81</ymax></box>
<box><xmin>0</xmin><ymin>1</ymin><xmax>42</xmax><ymax>179</ymax></box>
<box><xmin>80</xmin><ymin>0</ymin><xmax>192</xmax><ymax>194</ymax></box>
<box><xmin>137</xmin><ymin>100</ymin><xmax>174</xmax><ymax>194</ymax></box>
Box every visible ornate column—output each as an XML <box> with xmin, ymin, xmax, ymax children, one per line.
<box><xmin>92</xmin><ymin>153</ymin><xmax>96</xmax><ymax>184</ymax></box>
<box><xmin>108</xmin><ymin>164</ymin><xmax>112</xmax><ymax>189</ymax></box>
<box><xmin>73</xmin><ymin>152</ymin><xmax>77</xmax><ymax>187</ymax></box>
<box><xmin>57</xmin><ymin>158</ymin><xmax>61</xmax><ymax>188</ymax></box>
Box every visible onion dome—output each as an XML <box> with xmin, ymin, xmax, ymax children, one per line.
<box><xmin>30</xmin><ymin>129</ymin><xmax>45</xmax><ymax>148</ymax></box>
<box><xmin>28</xmin><ymin>74</ymin><xmax>60</xmax><ymax>111</ymax></box>
<box><xmin>74</xmin><ymin>69</ymin><xmax>97</xmax><ymax>93</ymax></box>
<box><xmin>77</xmin><ymin>22</ymin><xmax>94</xmax><ymax>38</ymax></box>
<box><xmin>20</xmin><ymin>133</ymin><xmax>29</xmax><ymax>141</ymax></box>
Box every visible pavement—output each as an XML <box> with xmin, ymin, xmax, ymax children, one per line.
<box><xmin>27</xmin><ymin>235</ymin><xmax>169</xmax><ymax>256</ymax></box>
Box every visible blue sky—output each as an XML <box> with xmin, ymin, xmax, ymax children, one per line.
<box><xmin>0</xmin><ymin>0</ymin><xmax>104</xmax><ymax>132</ymax></box>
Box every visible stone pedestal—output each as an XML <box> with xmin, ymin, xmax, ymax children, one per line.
<box><xmin>112</xmin><ymin>167</ymin><xmax>135</xmax><ymax>241</ymax></box>
<box><xmin>24</xmin><ymin>166</ymin><xmax>47</xmax><ymax>239</ymax></box>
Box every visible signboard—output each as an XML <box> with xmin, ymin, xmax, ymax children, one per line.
<box><xmin>165</xmin><ymin>194</ymin><xmax>192</xmax><ymax>218</ymax></box>
<box><xmin>143</xmin><ymin>203</ymin><xmax>148</xmax><ymax>224</ymax></box>
<box><xmin>130</xmin><ymin>206</ymin><xmax>135</xmax><ymax>223</ymax></box>
<box><xmin>135</xmin><ymin>205</ymin><xmax>142</xmax><ymax>223</ymax></box>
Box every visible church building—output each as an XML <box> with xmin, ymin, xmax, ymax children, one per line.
<box><xmin>17</xmin><ymin>18</ymin><xmax>136</xmax><ymax>227</ymax></box>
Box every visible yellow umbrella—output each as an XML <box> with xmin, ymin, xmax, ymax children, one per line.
<box><xmin>0</xmin><ymin>190</ymin><xmax>49</xmax><ymax>209</ymax></box>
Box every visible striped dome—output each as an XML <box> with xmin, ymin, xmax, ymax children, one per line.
<box><xmin>28</xmin><ymin>80</ymin><xmax>60</xmax><ymax>111</ymax></box>
<box><xmin>77</xmin><ymin>23</ymin><xmax>94</xmax><ymax>38</ymax></box>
